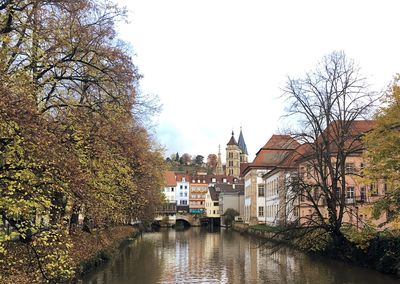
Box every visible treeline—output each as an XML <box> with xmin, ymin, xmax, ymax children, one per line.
<box><xmin>0</xmin><ymin>0</ymin><xmax>165</xmax><ymax>282</ymax></box>
<box><xmin>166</xmin><ymin>152</ymin><xmax>218</xmax><ymax>173</ymax></box>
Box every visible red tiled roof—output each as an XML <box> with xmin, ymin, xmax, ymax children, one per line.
<box><xmin>163</xmin><ymin>171</ymin><xmax>176</xmax><ymax>187</ymax></box>
<box><xmin>175</xmin><ymin>173</ymin><xmax>189</xmax><ymax>182</ymax></box>
<box><xmin>242</xmin><ymin>135</ymin><xmax>300</xmax><ymax>175</ymax></box>
<box><xmin>259</xmin><ymin>135</ymin><xmax>299</xmax><ymax>152</ymax></box>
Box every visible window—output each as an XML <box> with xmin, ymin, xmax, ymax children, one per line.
<box><xmin>346</xmin><ymin>187</ymin><xmax>354</xmax><ymax>199</ymax></box>
<box><xmin>184</xmin><ymin>192</ymin><xmax>187</xmax><ymax>197</ymax></box>
<box><xmin>180</xmin><ymin>192</ymin><xmax>183</xmax><ymax>197</ymax></box>
<box><xmin>171</xmin><ymin>187</ymin><xmax>174</xmax><ymax>192</ymax></box>
<box><xmin>360</xmin><ymin>187</ymin><xmax>366</xmax><ymax>202</ymax></box>
<box><xmin>213</xmin><ymin>202</ymin><xmax>218</xmax><ymax>206</ymax></box>
<box><xmin>258</xmin><ymin>184</ymin><xmax>265</xmax><ymax>197</ymax></box>
<box><xmin>345</xmin><ymin>163</ymin><xmax>355</xmax><ymax>174</ymax></box>
<box><xmin>306</xmin><ymin>165</ymin><xmax>312</xmax><ymax>178</ymax></box>
<box><xmin>370</xmin><ymin>183</ymin><xmax>378</xmax><ymax>195</ymax></box>
<box><xmin>184</xmin><ymin>185</ymin><xmax>187</xmax><ymax>190</ymax></box>
<box><xmin>180</xmin><ymin>185</ymin><xmax>183</xmax><ymax>189</ymax></box>
<box><xmin>258</xmin><ymin>206</ymin><xmax>264</xmax><ymax>217</ymax></box>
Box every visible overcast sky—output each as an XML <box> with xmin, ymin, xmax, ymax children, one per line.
<box><xmin>116</xmin><ymin>0</ymin><xmax>400</xmax><ymax>161</ymax></box>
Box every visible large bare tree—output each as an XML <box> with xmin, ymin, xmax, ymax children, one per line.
<box><xmin>281</xmin><ymin>51</ymin><xmax>380</xmax><ymax>255</ymax></box>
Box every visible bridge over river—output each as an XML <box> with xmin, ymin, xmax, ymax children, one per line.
<box><xmin>153</xmin><ymin>213</ymin><xmax>204</xmax><ymax>227</ymax></box>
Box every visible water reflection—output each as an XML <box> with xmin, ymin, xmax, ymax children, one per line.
<box><xmin>82</xmin><ymin>227</ymin><xmax>398</xmax><ymax>284</ymax></box>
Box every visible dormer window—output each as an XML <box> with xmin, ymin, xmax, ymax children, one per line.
<box><xmin>182</xmin><ymin>178</ymin><xmax>186</xmax><ymax>182</ymax></box>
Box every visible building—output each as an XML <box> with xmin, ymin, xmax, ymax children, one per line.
<box><xmin>242</xmin><ymin>135</ymin><xmax>300</xmax><ymax>224</ymax></box>
<box><xmin>189</xmin><ymin>176</ymin><xmax>208</xmax><ymax>214</ymax></box>
<box><xmin>261</xmin><ymin>145</ymin><xmax>304</xmax><ymax>225</ymax></box>
<box><xmin>160</xmin><ymin>171</ymin><xmax>177</xmax><ymax>215</ymax></box>
<box><xmin>295</xmin><ymin>120</ymin><xmax>387</xmax><ymax>228</ymax></box>
<box><xmin>205</xmin><ymin>186</ymin><xmax>220</xmax><ymax>218</ymax></box>
<box><xmin>176</xmin><ymin>173</ymin><xmax>190</xmax><ymax>212</ymax></box>
<box><xmin>225</xmin><ymin>128</ymin><xmax>248</xmax><ymax>177</ymax></box>
<box><xmin>218</xmin><ymin>183</ymin><xmax>245</xmax><ymax>224</ymax></box>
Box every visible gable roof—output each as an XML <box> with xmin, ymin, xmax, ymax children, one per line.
<box><xmin>242</xmin><ymin>135</ymin><xmax>300</xmax><ymax>175</ymax></box>
<box><xmin>208</xmin><ymin>186</ymin><xmax>220</xmax><ymax>201</ymax></box>
<box><xmin>164</xmin><ymin>171</ymin><xmax>176</xmax><ymax>187</ymax></box>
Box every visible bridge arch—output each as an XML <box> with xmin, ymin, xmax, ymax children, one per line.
<box><xmin>175</xmin><ymin>218</ymin><xmax>191</xmax><ymax>227</ymax></box>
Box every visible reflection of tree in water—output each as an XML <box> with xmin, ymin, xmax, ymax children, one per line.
<box><xmin>84</xmin><ymin>229</ymin><xmax>400</xmax><ymax>284</ymax></box>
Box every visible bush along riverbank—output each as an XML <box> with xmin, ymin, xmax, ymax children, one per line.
<box><xmin>70</xmin><ymin>225</ymin><xmax>142</xmax><ymax>282</ymax></box>
<box><xmin>232</xmin><ymin>223</ymin><xmax>400</xmax><ymax>278</ymax></box>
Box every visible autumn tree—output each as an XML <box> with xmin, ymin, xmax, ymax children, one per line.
<box><xmin>0</xmin><ymin>0</ymin><xmax>165</xmax><ymax>282</ymax></box>
<box><xmin>282</xmin><ymin>51</ymin><xmax>379</xmax><ymax>255</ymax></box>
<box><xmin>206</xmin><ymin>153</ymin><xmax>217</xmax><ymax>174</ymax></box>
<box><xmin>180</xmin><ymin>153</ymin><xmax>191</xmax><ymax>165</ymax></box>
<box><xmin>364</xmin><ymin>76</ymin><xmax>400</xmax><ymax>224</ymax></box>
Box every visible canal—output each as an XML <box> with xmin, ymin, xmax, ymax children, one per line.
<box><xmin>82</xmin><ymin>227</ymin><xmax>398</xmax><ymax>284</ymax></box>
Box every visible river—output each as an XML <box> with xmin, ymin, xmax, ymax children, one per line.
<box><xmin>82</xmin><ymin>227</ymin><xmax>399</xmax><ymax>284</ymax></box>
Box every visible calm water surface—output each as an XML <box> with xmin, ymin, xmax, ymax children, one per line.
<box><xmin>82</xmin><ymin>227</ymin><xmax>399</xmax><ymax>284</ymax></box>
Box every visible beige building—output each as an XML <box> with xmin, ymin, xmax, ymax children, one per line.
<box><xmin>205</xmin><ymin>186</ymin><xmax>220</xmax><ymax>218</ymax></box>
<box><xmin>225</xmin><ymin>128</ymin><xmax>248</xmax><ymax>177</ymax></box>
<box><xmin>242</xmin><ymin>135</ymin><xmax>300</xmax><ymax>225</ymax></box>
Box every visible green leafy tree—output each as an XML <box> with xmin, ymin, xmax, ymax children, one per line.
<box><xmin>223</xmin><ymin>208</ymin><xmax>240</xmax><ymax>228</ymax></box>
<box><xmin>195</xmin><ymin>155</ymin><xmax>204</xmax><ymax>165</ymax></box>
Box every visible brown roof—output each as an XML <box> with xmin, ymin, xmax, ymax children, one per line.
<box><xmin>208</xmin><ymin>186</ymin><xmax>220</xmax><ymax>201</ymax></box>
<box><xmin>227</xmin><ymin>131</ymin><xmax>239</xmax><ymax>146</ymax></box>
<box><xmin>163</xmin><ymin>171</ymin><xmax>176</xmax><ymax>187</ymax></box>
<box><xmin>280</xmin><ymin>120</ymin><xmax>374</xmax><ymax>166</ymax></box>
<box><xmin>259</xmin><ymin>135</ymin><xmax>299</xmax><ymax>152</ymax></box>
<box><xmin>242</xmin><ymin>135</ymin><xmax>300</xmax><ymax>175</ymax></box>
<box><xmin>214</xmin><ymin>183</ymin><xmax>244</xmax><ymax>193</ymax></box>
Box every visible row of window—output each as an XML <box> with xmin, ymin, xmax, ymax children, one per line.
<box><xmin>258</xmin><ymin>204</ymin><xmax>279</xmax><ymax>218</ymax></box>
<box><xmin>190</xmin><ymin>201</ymin><xmax>204</xmax><ymax>205</ymax></box>
<box><xmin>205</xmin><ymin>202</ymin><xmax>219</xmax><ymax>207</ymax></box>
<box><xmin>190</xmin><ymin>194</ymin><xmax>206</xmax><ymax>199</ymax></box>
<box><xmin>257</xmin><ymin>179</ymin><xmax>279</xmax><ymax>198</ymax></box>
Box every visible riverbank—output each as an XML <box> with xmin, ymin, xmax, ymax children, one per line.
<box><xmin>232</xmin><ymin>222</ymin><xmax>400</xmax><ymax>278</ymax></box>
<box><xmin>70</xmin><ymin>225</ymin><xmax>141</xmax><ymax>282</ymax></box>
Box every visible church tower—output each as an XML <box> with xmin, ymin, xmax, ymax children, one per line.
<box><xmin>216</xmin><ymin>145</ymin><xmax>224</xmax><ymax>176</ymax></box>
<box><xmin>238</xmin><ymin>127</ymin><xmax>248</xmax><ymax>163</ymax></box>
<box><xmin>225</xmin><ymin>131</ymin><xmax>241</xmax><ymax>177</ymax></box>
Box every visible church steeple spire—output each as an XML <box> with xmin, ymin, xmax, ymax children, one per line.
<box><xmin>238</xmin><ymin>127</ymin><xmax>248</xmax><ymax>155</ymax></box>
<box><xmin>216</xmin><ymin>144</ymin><xmax>223</xmax><ymax>176</ymax></box>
